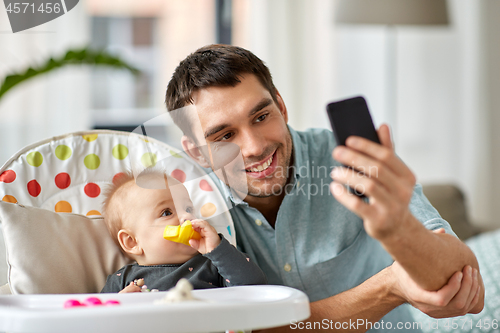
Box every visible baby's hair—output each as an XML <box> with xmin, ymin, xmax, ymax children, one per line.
<box><xmin>102</xmin><ymin>170</ymin><xmax>136</xmax><ymax>248</ymax></box>
<box><xmin>102</xmin><ymin>168</ymin><xmax>170</xmax><ymax>248</ymax></box>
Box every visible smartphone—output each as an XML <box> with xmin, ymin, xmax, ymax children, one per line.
<box><xmin>326</xmin><ymin>96</ymin><xmax>380</xmax><ymax>197</ymax></box>
<box><xmin>326</xmin><ymin>96</ymin><xmax>380</xmax><ymax>146</ymax></box>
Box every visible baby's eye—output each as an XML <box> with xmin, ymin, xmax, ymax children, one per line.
<box><xmin>186</xmin><ymin>207</ymin><xmax>194</xmax><ymax>214</ymax></box>
<box><xmin>161</xmin><ymin>209</ymin><xmax>173</xmax><ymax>217</ymax></box>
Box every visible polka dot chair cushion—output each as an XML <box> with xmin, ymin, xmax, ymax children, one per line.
<box><xmin>0</xmin><ymin>130</ymin><xmax>235</xmax><ymax>244</ymax></box>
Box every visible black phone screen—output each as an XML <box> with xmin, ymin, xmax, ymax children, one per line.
<box><xmin>326</xmin><ymin>96</ymin><xmax>380</xmax><ymax>146</ymax></box>
<box><xmin>326</xmin><ymin>96</ymin><xmax>380</xmax><ymax>198</ymax></box>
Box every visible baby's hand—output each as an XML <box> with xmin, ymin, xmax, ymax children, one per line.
<box><xmin>189</xmin><ymin>219</ymin><xmax>220</xmax><ymax>254</ymax></box>
<box><xmin>119</xmin><ymin>281</ymin><xmax>142</xmax><ymax>293</ymax></box>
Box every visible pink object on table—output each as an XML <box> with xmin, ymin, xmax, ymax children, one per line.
<box><xmin>84</xmin><ymin>297</ymin><xmax>103</xmax><ymax>306</ymax></box>
<box><xmin>63</xmin><ymin>299</ymin><xmax>84</xmax><ymax>308</ymax></box>
<box><xmin>64</xmin><ymin>297</ymin><xmax>120</xmax><ymax>308</ymax></box>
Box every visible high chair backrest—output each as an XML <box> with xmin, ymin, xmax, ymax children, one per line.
<box><xmin>0</xmin><ymin>130</ymin><xmax>234</xmax><ymax>242</ymax></box>
<box><xmin>0</xmin><ymin>130</ymin><xmax>234</xmax><ymax>294</ymax></box>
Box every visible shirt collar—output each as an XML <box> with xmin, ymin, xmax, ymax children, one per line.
<box><xmin>218</xmin><ymin>178</ymin><xmax>247</xmax><ymax>205</ymax></box>
<box><xmin>288</xmin><ymin>125</ymin><xmax>307</xmax><ymax>181</ymax></box>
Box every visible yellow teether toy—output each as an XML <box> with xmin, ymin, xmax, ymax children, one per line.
<box><xmin>163</xmin><ymin>220</ymin><xmax>201</xmax><ymax>246</ymax></box>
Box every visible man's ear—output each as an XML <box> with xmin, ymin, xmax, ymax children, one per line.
<box><xmin>117</xmin><ymin>229</ymin><xmax>143</xmax><ymax>257</ymax></box>
<box><xmin>181</xmin><ymin>135</ymin><xmax>210</xmax><ymax>168</ymax></box>
<box><xmin>275</xmin><ymin>90</ymin><xmax>288</xmax><ymax>123</ymax></box>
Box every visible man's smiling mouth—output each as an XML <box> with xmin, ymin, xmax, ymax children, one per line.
<box><xmin>245</xmin><ymin>153</ymin><xmax>274</xmax><ymax>173</ymax></box>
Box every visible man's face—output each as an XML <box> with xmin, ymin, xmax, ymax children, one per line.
<box><xmin>189</xmin><ymin>74</ymin><xmax>293</xmax><ymax>198</ymax></box>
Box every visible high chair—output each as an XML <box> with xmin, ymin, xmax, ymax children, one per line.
<box><xmin>0</xmin><ymin>130</ymin><xmax>309</xmax><ymax>332</ymax></box>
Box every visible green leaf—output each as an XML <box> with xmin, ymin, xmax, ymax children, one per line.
<box><xmin>0</xmin><ymin>46</ymin><xmax>140</xmax><ymax>100</ymax></box>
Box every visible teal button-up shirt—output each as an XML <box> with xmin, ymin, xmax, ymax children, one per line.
<box><xmin>209</xmin><ymin>126</ymin><xmax>454</xmax><ymax>332</ymax></box>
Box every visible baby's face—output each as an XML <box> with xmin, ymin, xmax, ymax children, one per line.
<box><xmin>120</xmin><ymin>179</ymin><xmax>198</xmax><ymax>265</ymax></box>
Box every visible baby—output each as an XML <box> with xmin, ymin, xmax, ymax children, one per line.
<box><xmin>100</xmin><ymin>169</ymin><xmax>266</xmax><ymax>293</ymax></box>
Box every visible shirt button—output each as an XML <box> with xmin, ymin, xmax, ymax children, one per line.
<box><xmin>255</xmin><ymin>219</ymin><xmax>263</xmax><ymax>226</ymax></box>
<box><xmin>284</xmin><ymin>263</ymin><xmax>292</xmax><ymax>272</ymax></box>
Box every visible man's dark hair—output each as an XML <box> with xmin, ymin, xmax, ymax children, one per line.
<box><xmin>165</xmin><ymin>44</ymin><xmax>278</xmax><ymax>139</ymax></box>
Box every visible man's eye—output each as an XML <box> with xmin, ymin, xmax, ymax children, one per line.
<box><xmin>161</xmin><ymin>209</ymin><xmax>173</xmax><ymax>217</ymax></box>
<box><xmin>220</xmin><ymin>132</ymin><xmax>232</xmax><ymax>141</ymax></box>
<box><xmin>256</xmin><ymin>114</ymin><xmax>267</xmax><ymax>122</ymax></box>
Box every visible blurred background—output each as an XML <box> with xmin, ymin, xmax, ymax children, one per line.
<box><xmin>0</xmin><ymin>0</ymin><xmax>499</xmax><ymax>230</ymax></box>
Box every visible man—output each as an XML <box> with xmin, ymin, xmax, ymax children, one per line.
<box><xmin>165</xmin><ymin>44</ymin><xmax>484</xmax><ymax>332</ymax></box>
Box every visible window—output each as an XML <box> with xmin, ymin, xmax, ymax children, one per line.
<box><xmin>90</xmin><ymin>16</ymin><xmax>158</xmax><ymax>111</ymax></box>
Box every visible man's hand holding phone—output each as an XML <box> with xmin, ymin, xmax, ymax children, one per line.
<box><xmin>329</xmin><ymin>123</ymin><xmax>417</xmax><ymax>241</ymax></box>
<box><xmin>327</xmin><ymin>96</ymin><xmax>416</xmax><ymax>240</ymax></box>
<box><xmin>327</xmin><ymin>97</ymin><xmax>484</xmax><ymax>317</ymax></box>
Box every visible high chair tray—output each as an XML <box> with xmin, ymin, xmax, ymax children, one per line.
<box><xmin>0</xmin><ymin>285</ymin><xmax>310</xmax><ymax>333</ymax></box>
